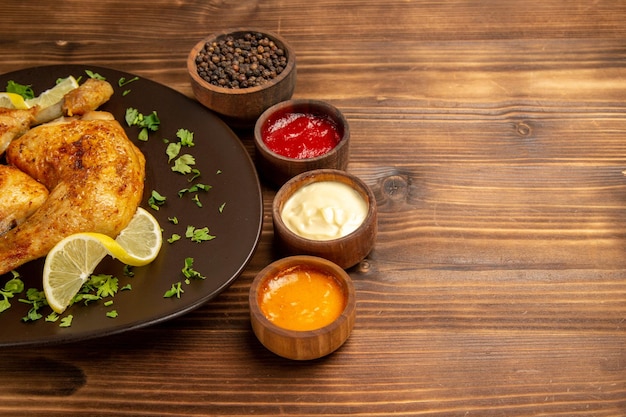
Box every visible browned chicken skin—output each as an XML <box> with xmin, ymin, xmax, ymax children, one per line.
<box><xmin>0</xmin><ymin>165</ymin><xmax>49</xmax><ymax>235</ymax></box>
<box><xmin>0</xmin><ymin>78</ymin><xmax>114</xmax><ymax>155</ymax></box>
<box><xmin>0</xmin><ymin>107</ymin><xmax>36</xmax><ymax>154</ymax></box>
<box><xmin>62</xmin><ymin>78</ymin><xmax>114</xmax><ymax>117</ymax></box>
<box><xmin>0</xmin><ymin>116</ymin><xmax>146</xmax><ymax>275</ymax></box>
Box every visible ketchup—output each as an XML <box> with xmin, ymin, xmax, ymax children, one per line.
<box><xmin>262</xmin><ymin>111</ymin><xmax>341</xmax><ymax>159</ymax></box>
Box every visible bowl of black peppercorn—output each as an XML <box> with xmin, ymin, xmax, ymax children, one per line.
<box><xmin>188</xmin><ymin>28</ymin><xmax>297</xmax><ymax>128</ymax></box>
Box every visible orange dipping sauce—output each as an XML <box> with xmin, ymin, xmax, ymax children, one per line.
<box><xmin>258</xmin><ymin>265</ymin><xmax>346</xmax><ymax>331</ymax></box>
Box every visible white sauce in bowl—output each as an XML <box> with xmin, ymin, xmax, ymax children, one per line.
<box><xmin>281</xmin><ymin>181</ymin><xmax>368</xmax><ymax>240</ymax></box>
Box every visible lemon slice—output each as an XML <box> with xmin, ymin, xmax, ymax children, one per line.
<box><xmin>86</xmin><ymin>207</ymin><xmax>163</xmax><ymax>266</ymax></box>
<box><xmin>0</xmin><ymin>92</ymin><xmax>28</xmax><ymax>109</ymax></box>
<box><xmin>25</xmin><ymin>76</ymin><xmax>79</xmax><ymax>110</ymax></box>
<box><xmin>43</xmin><ymin>208</ymin><xmax>162</xmax><ymax>313</ymax></box>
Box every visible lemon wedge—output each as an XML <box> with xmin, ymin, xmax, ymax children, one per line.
<box><xmin>43</xmin><ymin>208</ymin><xmax>163</xmax><ymax>314</ymax></box>
<box><xmin>25</xmin><ymin>76</ymin><xmax>79</xmax><ymax>110</ymax></box>
<box><xmin>0</xmin><ymin>92</ymin><xmax>28</xmax><ymax>109</ymax></box>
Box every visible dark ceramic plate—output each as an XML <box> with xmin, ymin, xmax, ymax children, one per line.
<box><xmin>0</xmin><ymin>65</ymin><xmax>263</xmax><ymax>346</ymax></box>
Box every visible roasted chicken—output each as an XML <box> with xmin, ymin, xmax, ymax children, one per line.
<box><xmin>62</xmin><ymin>78</ymin><xmax>114</xmax><ymax>117</ymax></box>
<box><xmin>0</xmin><ymin>114</ymin><xmax>146</xmax><ymax>275</ymax></box>
<box><xmin>0</xmin><ymin>78</ymin><xmax>114</xmax><ymax>154</ymax></box>
<box><xmin>0</xmin><ymin>107</ymin><xmax>37</xmax><ymax>154</ymax></box>
<box><xmin>0</xmin><ymin>164</ymin><xmax>49</xmax><ymax>235</ymax></box>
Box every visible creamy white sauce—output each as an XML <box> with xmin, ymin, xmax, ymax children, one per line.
<box><xmin>281</xmin><ymin>181</ymin><xmax>368</xmax><ymax>240</ymax></box>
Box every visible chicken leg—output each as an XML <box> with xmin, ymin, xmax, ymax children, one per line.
<box><xmin>0</xmin><ymin>116</ymin><xmax>146</xmax><ymax>275</ymax></box>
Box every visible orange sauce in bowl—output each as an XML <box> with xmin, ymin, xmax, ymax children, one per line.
<box><xmin>258</xmin><ymin>265</ymin><xmax>346</xmax><ymax>331</ymax></box>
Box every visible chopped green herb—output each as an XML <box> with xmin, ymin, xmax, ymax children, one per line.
<box><xmin>172</xmin><ymin>154</ymin><xmax>196</xmax><ymax>174</ymax></box>
<box><xmin>189</xmin><ymin>168</ymin><xmax>201</xmax><ymax>181</ymax></box>
<box><xmin>219</xmin><ymin>202</ymin><xmax>226</xmax><ymax>213</ymax></box>
<box><xmin>192</xmin><ymin>194</ymin><xmax>202</xmax><ymax>207</ymax></box>
<box><xmin>125</xmin><ymin>107</ymin><xmax>160</xmax><ymax>141</ymax></box>
<box><xmin>118</xmin><ymin>76</ymin><xmax>139</xmax><ymax>87</ymax></box>
<box><xmin>46</xmin><ymin>312</ymin><xmax>60</xmax><ymax>322</ymax></box>
<box><xmin>166</xmin><ymin>142</ymin><xmax>181</xmax><ymax>162</ymax></box>
<box><xmin>164</xmin><ymin>282</ymin><xmax>184</xmax><ymax>298</ymax></box>
<box><xmin>0</xmin><ymin>273</ymin><xmax>24</xmax><ymax>313</ymax></box>
<box><xmin>178</xmin><ymin>183</ymin><xmax>211</xmax><ymax>198</ymax></box>
<box><xmin>19</xmin><ymin>288</ymin><xmax>47</xmax><ymax>322</ymax></box>
<box><xmin>177</xmin><ymin>129</ymin><xmax>195</xmax><ymax>147</ymax></box>
<box><xmin>104</xmin><ymin>300</ymin><xmax>114</xmax><ymax>307</ymax></box>
<box><xmin>121</xmin><ymin>284</ymin><xmax>132</xmax><ymax>291</ymax></box>
<box><xmin>167</xmin><ymin>234</ymin><xmax>181</xmax><ymax>244</ymax></box>
<box><xmin>185</xmin><ymin>225</ymin><xmax>216</xmax><ymax>243</ymax></box>
<box><xmin>85</xmin><ymin>70</ymin><xmax>105</xmax><ymax>80</ymax></box>
<box><xmin>72</xmin><ymin>274</ymin><xmax>119</xmax><ymax>307</ymax></box>
<box><xmin>123</xmin><ymin>265</ymin><xmax>135</xmax><ymax>277</ymax></box>
<box><xmin>148</xmin><ymin>190</ymin><xmax>167</xmax><ymax>210</ymax></box>
<box><xmin>59</xmin><ymin>315</ymin><xmax>73</xmax><ymax>327</ymax></box>
<box><xmin>168</xmin><ymin>216</ymin><xmax>179</xmax><ymax>225</ymax></box>
<box><xmin>93</xmin><ymin>275</ymin><xmax>119</xmax><ymax>298</ymax></box>
<box><xmin>182</xmin><ymin>257</ymin><xmax>206</xmax><ymax>280</ymax></box>
<box><xmin>73</xmin><ymin>293</ymin><xmax>100</xmax><ymax>306</ymax></box>
<box><xmin>106</xmin><ymin>310</ymin><xmax>118</xmax><ymax>318</ymax></box>
<box><xmin>125</xmin><ymin>107</ymin><xmax>140</xmax><ymax>126</ymax></box>
<box><xmin>6</xmin><ymin>80</ymin><xmax>34</xmax><ymax>99</ymax></box>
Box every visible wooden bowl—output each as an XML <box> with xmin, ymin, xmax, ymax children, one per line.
<box><xmin>272</xmin><ymin>169</ymin><xmax>377</xmax><ymax>269</ymax></box>
<box><xmin>253</xmin><ymin>99</ymin><xmax>350</xmax><ymax>187</ymax></box>
<box><xmin>249</xmin><ymin>255</ymin><xmax>356</xmax><ymax>360</ymax></box>
<box><xmin>187</xmin><ymin>28</ymin><xmax>297</xmax><ymax>127</ymax></box>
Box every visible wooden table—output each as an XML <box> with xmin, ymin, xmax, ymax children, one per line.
<box><xmin>2</xmin><ymin>1</ymin><xmax>626</xmax><ymax>415</ymax></box>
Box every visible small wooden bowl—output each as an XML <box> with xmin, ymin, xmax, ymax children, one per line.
<box><xmin>187</xmin><ymin>28</ymin><xmax>297</xmax><ymax>127</ymax></box>
<box><xmin>249</xmin><ymin>255</ymin><xmax>356</xmax><ymax>360</ymax></box>
<box><xmin>272</xmin><ymin>169</ymin><xmax>377</xmax><ymax>269</ymax></box>
<box><xmin>254</xmin><ymin>99</ymin><xmax>350</xmax><ymax>187</ymax></box>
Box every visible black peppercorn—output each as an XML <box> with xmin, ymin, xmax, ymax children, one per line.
<box><xmin>195</xmin><ymin>32</ymin><xmax>288</xmax><ymax>89</ymax></box>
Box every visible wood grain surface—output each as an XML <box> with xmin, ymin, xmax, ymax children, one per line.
<box><xmin>1</xmin><ymin>0</ymin><xmax>626</xmax><ymax>415</ymax></box>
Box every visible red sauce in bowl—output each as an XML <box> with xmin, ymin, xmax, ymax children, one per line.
<box><xmin>262</xmin><ymin>112</ymin><xmax>341</xmax><ymax>159</ymax></box>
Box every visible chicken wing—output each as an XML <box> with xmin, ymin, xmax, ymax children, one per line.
<box><xmin>0</xmin><ymin>78</ymin><xmax>115</xmax><ymax>152</ymax></box>
<box><xmin>62</xmin><ymin>78</ymin><xmax>114</xmax><ymax>117</ymax></box>
<box><xmin>0</xmin><ymin>164</ymin><xmax>49</xmax><ymax>235</ymax></box>
<box><xmin>0</xmin><ymin>116</ymin><xmax>146</xmax><ymax>275</ymax></box>
<box><xmin>0</xmin><ymin>107</ymin><xmax>36</xmax><ymax>154</ymax></box>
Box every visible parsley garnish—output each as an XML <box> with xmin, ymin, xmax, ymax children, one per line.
<box><xmin>118</xmin><ymin>76</ymin><xmax>138</xmax><ymax>96</ymax></box>
<box><xmin>59</xmin><ymin>315</ymin><xmax>73</xmax><ymax>327</ymax></box>
<box><xmin>182</xmin><ymin>257</ymin><xmax>206</xmax><ymax>280</ymax></box>
<box><xmin>177</xmin><ymin>128</ymin><xmax>195</xmax><ymax>146</ymax></box>
<box><xmin>0</xmin><ymin>272</ymin><xmax>24</xmax><ymax>313</ymax></box>
<box><xmin>0</xmin><ymin>273</ymin><xmax>24</xmax><ymax>313</ymax></box>
<box><xmin>185</xmin><ymin>225</ymin><xmax>216</xmax><ymax>243</ymax></box>
<box><xmin>164</xmin><ymin>282</ymin><xmax>184</xmax><ymax>298</ymax></box>
<box><xmin>19</xmin><ymin>288</ymin><xmax>47</xmax><ymax>322</ymax></box>
<box><xmin>118</xmin><ymin>76</ymin><xmax>138</xmax><ymax>87</ymax></box>
<box><xmin>171</xmin><ymin>154</ymin><xmax>196</xmax><ymax>174</ymax></box>
<box><xmin>163</xmin><ymin>258</ymin><xmax>206</xmax><ymax>298</ymax></box>
<box><xmin>148</xmin><ymin>190</ymin><xmax>167</xmax><ymax>210</ymax></box>
<box><xmin>178</xmin><ymin>183</ymin><xmax>211</xmax><ymax>197</ymax></box>
<box><xmin>46</xmin><ymin>312</ymin><xmax>60</xmax><ymax>322</ymax></box>
<box><xmin>6</xmin><ymin>80</ymin><xmax>34</xmax><ymax>99</ymax></box>
<box><xmin>85</xmin><ymin>70</ymin><xmax>105</xmax><ymax>80</ymax></box>
<box><xmin>166</xmin><ymin>142</ymin><xmax>181</xmax><ymax>162</ymax></box>
<box><xmin>125</xmin><ymin>107</ymin><xmax>160</xmax><ymax>141</ymax></box>
<box><xmin>167</xmin><ymin>234</ymin><xmax>181</xmax><ymax>244</ymax></box>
